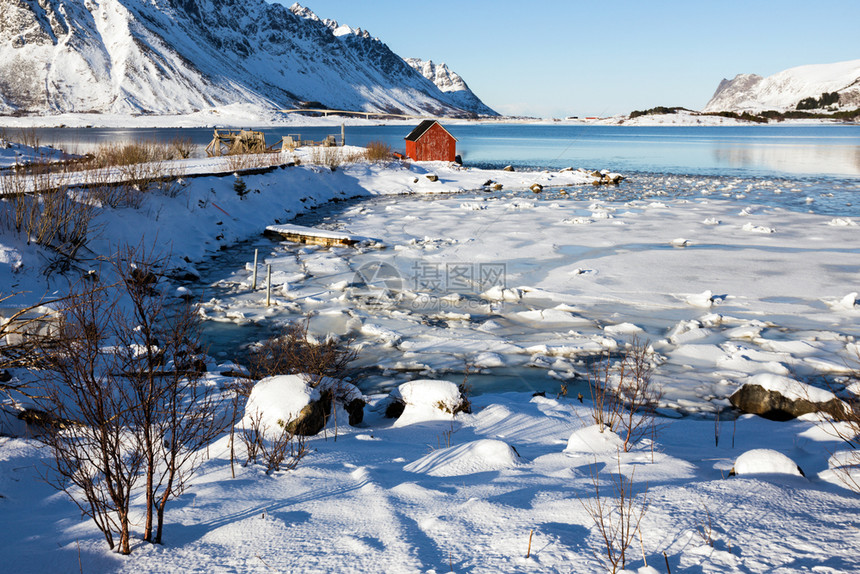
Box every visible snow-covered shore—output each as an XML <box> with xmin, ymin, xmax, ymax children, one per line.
<box><xmin>0</xmin><ymin>103</ymin><xmax>854</xmax><ymax>129</ymax></box>
<box><xmin>1</xmin><ymin>150</ymin><xmax>859</xmax><ymax>573</ymax></box>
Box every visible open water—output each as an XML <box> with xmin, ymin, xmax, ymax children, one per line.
<box><xmin>12</xmin><ymin>123</ymin><xmax>860</xmax><ymax>177</ymax></box>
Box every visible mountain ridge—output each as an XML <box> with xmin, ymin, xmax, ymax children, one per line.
<box><xmin>0</xmin><ymin>0</ymin><xmax>497</xmax><ymax>118</ymax></box>
<box><xmin>703</xmin><ymin>59</ymin><xmax>860</xmax><ymax>113</ymax></box>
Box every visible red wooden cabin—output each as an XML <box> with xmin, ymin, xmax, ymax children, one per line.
<box><xmin>404</xmin><ymin>120</ymin><xmax>457</xmax><ymax>162</ymax></box>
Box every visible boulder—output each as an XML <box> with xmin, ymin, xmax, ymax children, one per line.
<box><xmin>425</xmin><ymin>174</ymin><xmax>439</xmax><ymax>182</ymax></box>
<box><xmin>729</xmin><ymin>373</ymin><xmax>848</xmax><ymax>421</ymax></box>
<box><xmin>387</xmin><ymin>379</ymin><xmax>471</xmax><ymax>426</ymax></box>
<box><xmin>530</xmin><ymin>183</ymin><xmax>543</xmax><ymax>193</ymax></box>
<box><xmin>503</xmin><ymin>165</ymin><xmax>515</xmax><ymax>172</ymax></box>
<box><xmin>244</xmin><ymin>374</ymin><xmax>364</xmax><ymax>436</ymax></box>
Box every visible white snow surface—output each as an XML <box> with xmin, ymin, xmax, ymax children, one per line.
<box><xmin>1</xmin><ymin>148</ymin><xmax>860</xmax><ymax>572</ymax></box>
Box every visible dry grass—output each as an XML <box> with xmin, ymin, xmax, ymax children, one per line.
<box><xmin>364</xmin><ymin>140</ymin><xmax>393</xmax><ymax>162</ymax></box>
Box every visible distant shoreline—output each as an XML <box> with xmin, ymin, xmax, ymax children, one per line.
<box><xmin>1</xmin><ymin>108</ymin><xmax>856</xmax><ymax>130</ymax></box>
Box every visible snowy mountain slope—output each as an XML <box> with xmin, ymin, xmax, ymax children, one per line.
<box><xmin>703</xmin><ymin>59</ymin><xmax>860</xmax><ymax>113</ymax></box>
<box><xmin>0</xmin><ymin>0</ymin><xmax>496</xmax><ymax>117</ymax></box>
<box><xmin>405</xmin><ymin>58</ymin><xmax>498</xmax><ymax>117</ymax></box>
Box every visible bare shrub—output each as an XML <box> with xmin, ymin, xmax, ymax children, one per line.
<box><xmin>246</xmin><ymin>318</ymin><xmax>357</xmax><ymax>388</ymax></box>
<box><xmin>580</xmin><ymin>455</ymin><xmax>649</xmax><ymax>574</ymax></box>
<box><xmin>586</xmin><ymin>338</ymin><xmax>662</xmax><ymax>452</ymax></box>
<box><xmin>364</xmin><ymin>140</ymin><xmax>393</xmax><ymax>162</ymax></box>
<box><xmin>1</xmin><ymin>170</ymin><xmax>96</xmax><ymax>264</ymax></box>
<box><xmin>39</xmin><ymin>242</ymin><xmax>229</xmax><ymax>551</ymax></box>
<box><xmin>239</xmin><ymin>410</ymin><xmax>308</xmax><ymax>474</ymax></box>
<box><xmin>38</xmin><ymin>282</ymin><xmax>142</xmax><ymax>555</ymax></box>
<box><xmin>0</xmin><ymin>293</ymin><xmax>64</xmax><ymax>399</ymax></box>
<box><xmin>822</xmin><ymin>353</ymin><xmax>860</xmax><ymax>492</ymax></box>
<box><xmin>588</xmin><ymin>355</ymin><xmax>623</xmax><ymax>432</ymax></box>
<box><xmin>615</xmin><ymin>338</ymin><xmax>662</xmax><ymax>452</ymax></box>
<box><xmin>169</xmin><ymin>136</ymin><xmax>195</xmax><ymax>159</ymax></box>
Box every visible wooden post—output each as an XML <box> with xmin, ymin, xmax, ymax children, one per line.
<box><xmin>252</xmin><ymin>249</ymin><xmax>258</xmax><ymax>290</ymax></box>
<box><xmin>266</xmin><ymin>264</ymin><xmax>272</xmax><ymax>307</ymax></box>
<box><xmin>341</xmin><ymin>123</ymin><xmax>345</xmax><ymax>146</ymax></box>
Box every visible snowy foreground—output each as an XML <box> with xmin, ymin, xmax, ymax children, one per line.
<box><xmin>1</xmin><ymin>150</ymin><xmax>859</xmax><ymax>572</ymax></box>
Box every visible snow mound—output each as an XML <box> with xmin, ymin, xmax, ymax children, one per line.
<box><xmin>403</xmin><ymin>439</ymin><xmax>521</xmax><ymax>476</ymax></box>
<box><xmin>565</xmin><ymin>425</ymin><xmax>626</xmax><ymax>454</ymax></box>
<box><xmin>243</xmin><ymin>374</ymin><xmax>320</xmax><ymax>430</ymax></box>
<box><xmin>731</xmin><ymin>449</ymin><xmax>804</xmax><ymax>477</ymax></box>
<box><xmin>392</xmin><ymin>379</ymin><xmax>467</xmax><ymax>427</ymax></box>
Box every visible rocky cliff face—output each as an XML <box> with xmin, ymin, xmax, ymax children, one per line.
<box><xmin>0</xmin><ymin>0</ymin><xmax>496</xmax><ymax>117</ymax></box>
<box><xmin>405</xmin><ymin>58</ymin><xmax>497</xmax><ymax>117</ymax></box>
<box><xmin>703</xmin><ymin>59</ymin><xmax>860</xmax><ymax>113</ymax></box>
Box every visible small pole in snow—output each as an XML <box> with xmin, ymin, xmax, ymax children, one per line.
<box><xmin>525</xmin><ymin>528</ymin><xmax>533</xmax><ymax>558</ymax></box>
<box><xmin>252</xmin><ymin>249</ymin><xmax>258</xmax><ymax>290</ymax></box>
<box><xmin>266</xmin><ymin>264</ymin><xmax>272</xmax><ymax>307</ymax></box>
<box><xmin>341</xmin><ymin>123</ymin><xmax>345</xmax><ymax>146</ymax></box>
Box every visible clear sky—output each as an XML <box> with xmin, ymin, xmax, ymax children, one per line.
<box><xmin>285</xmin><ymin>0</ymin><xmax>860</xmax><ymax>118</ymax></box>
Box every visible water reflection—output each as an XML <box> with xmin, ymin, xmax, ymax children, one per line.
<box><xmin>713</xmin><ymin>143</ymin><xmax>860</xmax><ymax>176</ymax></box>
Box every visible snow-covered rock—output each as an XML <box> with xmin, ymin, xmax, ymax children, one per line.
<box><xmin>389</xmin><ymin>379</ymin><xmax>470</xmax><ymax>427</ymax></box>
<box><xmin>243</xmin><ymin>374</ymin><xmax>320</xmax><ymax>432</ymax></box>
<box><xmin>730</xmin><ymin>449</ymin><xmax>805</xmax><ymax>477</ymax></box>
<box><xmin>729</xmin><ymin>373</ymin><xmax>848</xmax><ymax>421</ymax></box>
<box><xmin>243</xmin><ymin>373</ymin><xmax>363</xmax><ymax>435</ymax></box>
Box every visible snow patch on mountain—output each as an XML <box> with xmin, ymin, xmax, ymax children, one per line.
<box><xmin>703</xmin><ymin>59</ymin><xmax>860</xmax><ymax>113</ymax></box>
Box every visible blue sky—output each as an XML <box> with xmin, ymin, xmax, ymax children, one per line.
<box><xmin>291</xmin><ymin>1</ymin><xmax>860</xmax><ymax>118</ymax></box>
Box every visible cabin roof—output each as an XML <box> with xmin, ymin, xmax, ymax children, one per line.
<box><xmin>404</xmin><ymin>120</ymin><xmax>457</xmax><ymax>142</ymax></box>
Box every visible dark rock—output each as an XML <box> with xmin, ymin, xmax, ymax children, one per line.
<box><xmin>0</xmin><ymin>370</ymin><xmax>11</xmax><ymax>383</ymax></box>
<box><xmin>344</xmin><ymin>398</ymin><xmax>365</xmax><ymax>426</ymax></box>
<box><xmin>503</xmin><ymin>165</ymin><xmax>515</xmax><ymax>172</ymax></box>
<box><xmin>286</xmin><ymin>390</ymin><xmax>333</xmax><ymax>436</ymax></box>
<box><xmin>426</xmin><ymin>174</ymin><xmax>439</xmax><ymax>182</ymax></box>
<box><xmin>385</xmin><ymin>399</ymin><xmax>405</xmax><ymax>419</ymax></box>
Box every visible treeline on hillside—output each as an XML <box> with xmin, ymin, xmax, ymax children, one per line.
<box><xmin>705</xmin><ymin>108</ymin><xmax>860</xmax><ymax>123</ymax></box>
<box><xmin>628</xmin><ymin>105</ymin><xmax>860</xmax><ymax>123</ymax></box>
<box><xmin>796</xmin><ymin>91</ymin><xmax>840</xmax><ymax>110</ymax></box>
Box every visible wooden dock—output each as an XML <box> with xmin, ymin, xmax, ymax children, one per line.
<box><xmin>264</xmin><ymin>224</ymin><xmax>382</xmax><ymax>248</ymax></box>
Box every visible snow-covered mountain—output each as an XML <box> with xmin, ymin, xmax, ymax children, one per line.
<box><xmin>703</xmin><ymin>59</ymin><xmax>860</xmax><ymax>113</ymax></box>
<box><xmin>0</xmin><ymin>0</ymin><xmax>496</xmax><ymax>118</ymax></box>
<box><xmin>405</xmin><ymin>58</ymin><xmax>497</xmax><ymax>117</ymax></box>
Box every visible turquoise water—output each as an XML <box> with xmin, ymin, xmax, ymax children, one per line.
<box><xmin>13</xmin><ymin>123</ymin><xmax>860</xmax><ymax>177</ymax></box>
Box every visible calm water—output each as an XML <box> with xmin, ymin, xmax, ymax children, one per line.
<box><xmin>11</xmin><ymin>123</ymin><xmax>860</xmax><ymax>178</ymax></box>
